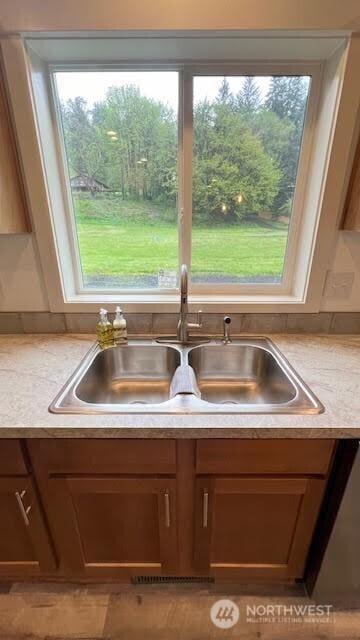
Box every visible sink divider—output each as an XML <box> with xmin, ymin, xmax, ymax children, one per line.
<box><xmin>169</xmin><ymin>364</ymin><xmax>201</xmax><ymax>399</ymax></box>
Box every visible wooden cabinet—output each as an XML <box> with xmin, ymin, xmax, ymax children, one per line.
<box><xmin>0</xmin><ymin>476</ymin><xmax>55</xmax><ymax>575</ymax></box>
<box><xmin>28</xmin><ymin>440</ymin><xmax>178</xmax><ymax>578</ymax></box>
<box><xmin>193</xmin><ymin>440</ymin><xmax>335</xmax><ymax>581</ymax></box>
<box><xmin>196</xmin><ymin>439</ymin><xmax>335</xmax><ymax>475</ymax></box>
<box><xmin>44</xmin><ymin>477</ymin><xmax>177</xmax><ymax>578</ymax></box>
<box><xmin>343</xmin><ymin>128</ymin><xmax>360</xmax><ymax>230</ymax></box>
<box><xmin>193</xmin><ymin>476</ymin><xmax>326</xmax><ymax>580</ymax></box>
<box><xmin>0</xmin><ymin>57</ymin><xmax>29</xmax><ymax>234</ymax></box>
<box><xmin>0</xmin><ymin>440</ymin><xmax>29</xmax><ymax>475</ymax></box>
<box><xmin>0</xmin><ymin>440</ymin><xmax>55</xmax><ymax>576</ymax></box>
<box><xmin>26</xmin><ymin>438</ymin><xmax>336</xmax><ymax>583</ymax></box>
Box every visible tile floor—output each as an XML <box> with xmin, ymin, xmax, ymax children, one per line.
<box><xmin>0</xmin><ymin>582</ymin><xmax>359</xmax><ymax>639</ymax></box>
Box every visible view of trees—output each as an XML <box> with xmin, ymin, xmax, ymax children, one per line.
<box><xmin>60</xmin><ymin>75</ymin><xmax>309</xmax><ymax>224</ymax></box>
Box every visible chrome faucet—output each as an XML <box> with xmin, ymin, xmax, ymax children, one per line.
<box><xmin>177</xmin><ymin>264</ymin><xmax>202</xmax><ymax>343</ymax></box>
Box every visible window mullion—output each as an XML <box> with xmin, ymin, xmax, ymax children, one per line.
<box><xmin>178</xmin><ymin>67</ymin><xmax>193</xmax><ymax>283</ymax></box>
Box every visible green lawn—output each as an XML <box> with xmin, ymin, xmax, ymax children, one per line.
<box><xmin>73</xmin><ymin>195</ymin><xmax>288</xmax><ymax>281</ymax></box>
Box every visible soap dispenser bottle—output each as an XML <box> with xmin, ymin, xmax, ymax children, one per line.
<box><xmin>96</xmin><ymin>308</ymin><xmax>114</xmax><ymax>349</ymax></box>
<box><xmin>113</xmin><ymin>306</ymin><xmax>128</xmax><ymax>345</ymax></box>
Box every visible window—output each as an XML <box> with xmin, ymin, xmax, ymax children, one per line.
<box><xmin>52</xmin><ymin>65</ymin><xmax>313</xmax><ymax>295</ymax></box>
<box><xmin>54</xmin><ymin>71</ymin><xmax>179</xmax><ymax>290</ymax></box>
<box><xmin>191</xmin><ymin>75</ymin><xmax>310</xmax><ymax>286</ymax></box>
<box><xmin>2</xmin><ymin>34</ymin><xmax>347</xmax><ymax>311</ymax></box>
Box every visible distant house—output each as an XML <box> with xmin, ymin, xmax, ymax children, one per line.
<box><xmin>70</xmin><ymin>174</ymin><xmax>109</xmax><ymax>193</ymax></box>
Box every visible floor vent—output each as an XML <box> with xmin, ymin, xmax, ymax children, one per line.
<box><xmin>132</xmin><ymin>575</ymin><xmax>214</xmax><ymax>585</ymax></box>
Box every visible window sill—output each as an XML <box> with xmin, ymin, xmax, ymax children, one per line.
<box><xmin>54</xmin><ymin>292</ymin><xmax>319</xmax><ymax>314</ymax></box>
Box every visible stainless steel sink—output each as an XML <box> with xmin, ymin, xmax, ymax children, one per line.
<box><xmin>50</xmin><ymin>337</ymin><xmax>324</xmax><ymax>415</ymax></box>
<box><xmin>188</xmin><ymin>344</ymin><xmax>297</xmax><ymax>406</ymax></box>
<box><xmin>76</xmin><ymin>344</ymin><xmax>180</xmax><ymax>405</ymax></box>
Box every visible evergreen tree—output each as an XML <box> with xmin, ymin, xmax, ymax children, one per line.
<box><xmin>193</xmin><ymin>98</ymin><xmax>280</xmax><ymax>223</ymax></box>
<box><xmin>265</xmin><ymin>76</ymin><xmax>308</xmax><ymax>126</ymax></box>
<box><xmin>263</xmin><ymin>76</ymin><xmax>309</xmax><ymax>215</ymax></box>
<box><xmin>236</xmin><ymin>77</ymin><xmax>261</xmax><ymax>114</ymax></box>
<box><xmin>216</xmin><ymin>78</ymin><xmax>233</xmax><ymax>106</ymax></box>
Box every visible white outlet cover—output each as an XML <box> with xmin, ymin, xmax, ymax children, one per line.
<box><xmin>324</xmin><ymin>271</ymin><xmax>355</xmax><ymax>299</ymax></box>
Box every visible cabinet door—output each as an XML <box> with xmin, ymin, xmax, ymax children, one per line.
<box><xmin>194</xmin><ymin>477</ymin><xmax>326</xmax><ymax>580</ymax></box>
<box><xmin>0</xmin><ymin>477</ymin><xmax>56</xmax><ymax>575</ymax></box>
<box><xmin>48</xmin><ymin>477</ymin><xmax>178</xmax><ymax>577</ymax></box>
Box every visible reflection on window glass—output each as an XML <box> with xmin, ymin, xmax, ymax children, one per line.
<box><xmin>55</xmin><ymin>71</ymin><xmax>179</xmax><ymax>289</ymax></box>
<box><xmin>192</xmin><ymin>76</ymin><xmax>310</xmax><ymax>284</ymax></box>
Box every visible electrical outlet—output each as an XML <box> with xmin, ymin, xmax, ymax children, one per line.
<box><xmin>323</xmin><ymin>271</ymin><xmax>355</xmax><ymax>299</ymax></box>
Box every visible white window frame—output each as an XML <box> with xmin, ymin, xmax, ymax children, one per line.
<box><xmin>50</xmin><ymin>63</ymin><xmax>183</xmax><ymax>299</ymax></box>
<box><xmin>50</xmin><ymin>61</ymin><xmax>320</xmax><ymax>296</ymax></box>
<box><xmin>181</xmin><ymin>63</ymin><xmax>320</xmax><ymax>298</ymax></box>
<box><xmin>1</xmin><ymin>34</ymin><xmax>353</xmax><ymax>313</ymax></box>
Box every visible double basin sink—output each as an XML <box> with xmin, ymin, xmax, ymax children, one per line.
<box><xmin>50</xmin><ymin>338</ymin><xmax>323</xmax><ymax>415</ymax></box>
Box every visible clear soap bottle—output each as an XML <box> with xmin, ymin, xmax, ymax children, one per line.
<box><xmin>113</xmin><ymin>306</ymin><xmax>128</xmax><ymax>345</ymax></box>
<box><xmin>96</xmin><ymin>308</ymin><xmax>114</xmax><ymax>349</ymax></box>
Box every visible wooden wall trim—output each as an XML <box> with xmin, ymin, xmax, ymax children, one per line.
<box><xmin>343</xmin><ymin>129</ymin><xmax>360</xmax><ymax>230</ymax></box>
<box><xmin>0</xmin><ymin>52</ymin><xmax>30</xmax><ymax>234</ymax></box>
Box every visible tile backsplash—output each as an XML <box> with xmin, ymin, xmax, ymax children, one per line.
<box><xmin>0</xmin><ymin>312</ymin><xmax>359</xmax><ymax>334</ymax></box>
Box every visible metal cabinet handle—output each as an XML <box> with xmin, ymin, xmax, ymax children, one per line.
<box><xmin>15</xmin><ymin>490</ymin><xmax>31</xmax><ymax>527</ymax></box>
<box><xmin>203</xmin><ymin>490</ymin><xmax>209</xmax><ymax>528</ymax></box>
<box><xmin>164</xmin><ymin>490</ymin><xmax>170</xmax><ymax>528</ymax></box>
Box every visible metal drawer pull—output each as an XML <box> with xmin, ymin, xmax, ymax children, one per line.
<box><xmin>15</xmin><ymin>490</ymin><xmax>31</xmax><ymax>526</ymax></box>
<box><xmin>164</xmin><ymin>490</ymin><xmax>170</xmax><ymax>528</ymax></box>
<box><xmin>203</xmin><ymin>490</ymin><xmax>209</xmax><ymax>528</ymax></box>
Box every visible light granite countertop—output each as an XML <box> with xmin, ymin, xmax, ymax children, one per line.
<box><xmin>0</xmin><ymin>333</ymin><xmax>359</xmax><ymax>439</ymax></box>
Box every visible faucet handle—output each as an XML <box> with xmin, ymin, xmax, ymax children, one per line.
<box><xmin>187</xmin><ymin>310</ymin><xmax>202</xmax><ymax>331</ymax></box>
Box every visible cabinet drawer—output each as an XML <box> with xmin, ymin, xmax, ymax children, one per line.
<box><xmin>196</xmin><ymin>439</ymin><xmax>336</xmax><ymax>476</ymax></box>
<box><xmin>27</xmin><ymin>439</ymin><xmax>176</xmax><ymax>475</ymax></box>
<box><xmin>0</xmin><ymin>440</ymin><xmax>27</xmax><ymax>475</ymax></box>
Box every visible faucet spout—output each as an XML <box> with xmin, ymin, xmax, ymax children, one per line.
<box><xmin>156</xmin><ymin>264</ymin><xmax>208</xmax><ymax>345</ymax></box>
<box><xmin>177</xmin><ymin>265</ymin><xmax>189</xmax><ymax>342</ymax></box>
<box><xmin>177</xmin><ymin>264</ymin><xmax>202</xmax><ymax>343</ymax></box>
<box><xmin>180</xmin><ymin>263</ymin><xmax>188</xmax><ymax>296</ymax></box>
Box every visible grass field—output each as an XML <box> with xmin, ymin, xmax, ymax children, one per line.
<box><xmin>73</xmin><ymin>195</ymin><xmax>288</xmax><ymax>284</ymax></box>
